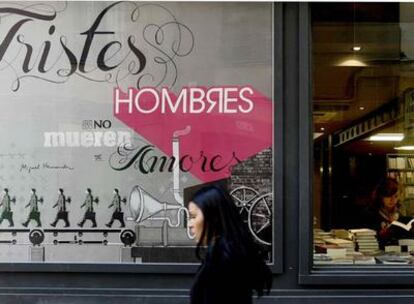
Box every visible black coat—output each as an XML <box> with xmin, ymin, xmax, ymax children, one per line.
<box><xmin>190</xmin><ymin>238</ymin><xmax>255</xmax><ymax>304</ymax></box>
<box><xmin>359</xmin><ymin>207</ymin><xmax>414</xmax><ymax>248</ymax></box>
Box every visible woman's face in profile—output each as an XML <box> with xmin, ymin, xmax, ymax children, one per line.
<box><xmin>189</xmin><ymin>202</ymin><xmax>204</xmax><ymax>242</ymax></box>
<box><xmin>382</xmin><ymin>193</ymin><xmax>399</xmax><ymax>210</ymax></box>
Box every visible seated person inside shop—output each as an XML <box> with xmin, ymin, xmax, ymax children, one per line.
<box><xmin>359</xmin><ymin>177</ymin><xmax>414</xmax><ymax>248</ymax></box>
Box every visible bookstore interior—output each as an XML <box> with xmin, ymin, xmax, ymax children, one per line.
<box><xmin>312</xmin><ymin>3</ymin><xmax>414</xmax><ymax>266</ymax></box>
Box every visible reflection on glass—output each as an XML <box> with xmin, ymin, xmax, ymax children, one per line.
<box><xmin>312</xmin><ymin>3</ymin><xmax>414</xmax><ymax>266</ymax></box>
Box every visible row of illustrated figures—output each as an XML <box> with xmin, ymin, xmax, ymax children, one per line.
<box><xmin>0</xmin><ymin>188</ymin><xmax>127</xmax><ymax>228</ymax></box>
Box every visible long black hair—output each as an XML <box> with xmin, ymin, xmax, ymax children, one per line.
<box><xmin>191</xmin><ymin>185</ymin><xmax>272</xmax><ymax>297</ymax></box>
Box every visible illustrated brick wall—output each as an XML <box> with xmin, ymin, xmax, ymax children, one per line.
<box><xmin>229</xmin><ymin>148</ymin><xmax>273</xmax><ymax>261</ymax></box>
<box><xmin>229</xmin><ymin>148</ymin><xmax>272</xmax><ymax>194</ymax></box>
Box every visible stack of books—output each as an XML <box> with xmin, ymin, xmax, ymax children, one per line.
<box><xmin>399</xmin><ymin>239</ymin><xmax>414</xmax><ymax>253</ymax></box>
<box><xmin>313</xmin><ymin>254</ymin><xmax>353</xmax><ymax>265</ymax></box>
<box><xmin>353</xmin><ymin>255</ymin><xmax>377</xmax><ymax>265</ymax></box>
<box><xmin>332</xmin><ymin>229</ymin><xmax>353</xmax><ymax>240</ymax></box>
<box><xmin>323</xmin><ymin>238</ymin><xmax>355</xmax><ymax>255</ymax></box>
<box><xmin>313</xmin><ymin>229</ymin><xmax>332</xmax><ymax>252</ymax></box>
<box><xmin>384</xmin><ymin>245</ymin><xmax>401</xmax><ymax>254</ymax></box>
<box><xmin>313</xmin><ymin>229</ymin><xmax>355</xmax><ymax>265</ymax></box>
<box><xmin>349</xmin><ymin>228</ymin><xmax>380</xmax><ymax>255</ymax></box>
<box><xmin>314</xmin><ymin>229</ymin><xmax>333</xmax><ymax>244</ymax></box>
<box><xmin>314</xmin><ymin>243</ymin><xmax>347</xmax><ymax>259</ymax></box>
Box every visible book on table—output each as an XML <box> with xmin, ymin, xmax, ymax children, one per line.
<box><xmin>349</xmin><ymin>228</ymin><xmax>377</xmax><ymax>236</ymax></box>
<box><xmin>390</xmin><ymin>219</ymin><xmax>414</xmax><ymax>231</ymax></box>
<box><xmin>375</xmin><ymin>254</ymin><xmax>411</xmax><ymax>265</ymax></box>
<box><xmin>314</xmin><ymin>244</ymin><xmax>347</xmax><ymax>258</ymax></box>
<box><xmin>398</xmin><ymin>239</ymin><xmax>414</xmax><ymax>246</ymax></box>
<box><xmin>353</xmin><ymin>256</ymin><xmax>376</xmax><ymax>265</ymax></box>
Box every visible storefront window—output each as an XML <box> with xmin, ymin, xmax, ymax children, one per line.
<box><xmin>312</xmin><ymin>3</ymin><xmax>414</xmax><ymax>266</ymax></box>
<box><xmin>0</xmin><ymin>2</ymin><xmax>273</xmax><ymax>266</ymax></box>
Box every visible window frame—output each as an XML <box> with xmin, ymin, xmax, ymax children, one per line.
<box><xmin>299</xmin><ymin>2</ymin><xmax>414</xmax><ymax>285</ymax></box>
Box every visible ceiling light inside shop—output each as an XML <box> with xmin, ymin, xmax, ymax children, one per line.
<box><xmin>337</xmin><ymin>58</ymin><xmax>367</xmax><ymax>67</ymax></box>
<box><xmin>340</xmin><ymin>5</ymin><xmax>366</xmax><ymax>66</ymax></box>
<box><xmin>394</xmin><ymin>134</ymin><xmax>414</xmax><ymax>150</ymax></box>
<box><xmin>314</xmin><ymin>132</ymin><xmax>324</xmax><ymax>139</ymax></box>
<box><xmin>395</xmin><ymin>145</ymin><xmax>414</xmax><ymax>151</ymax></box>
<box><xmin>368</xmin><ymin>133</ymin><xmax>404</xmax><ymax>141</ymax></box>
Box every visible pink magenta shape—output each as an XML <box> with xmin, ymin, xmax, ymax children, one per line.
<box><xmin>113</xmin><ymin>86</ymin><xmax>273</xmax><ymax>183</ymax></box>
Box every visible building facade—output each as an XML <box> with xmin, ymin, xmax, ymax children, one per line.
<box><xmin>0</xmin><ymin>2</ymin><xmax>413</xmax><ymax>304</ymax></box>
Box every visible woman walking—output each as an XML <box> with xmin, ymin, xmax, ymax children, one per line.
<box><xmin>189</xmin><ymin>185</ymin><xmax>272</xmax><ymax>304</ymax></box>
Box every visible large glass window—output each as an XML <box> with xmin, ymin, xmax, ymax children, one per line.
<box><xmin>0</xmin><ymin>2</ymin><xmax>273</xmax><ymax>267</ymax></box>
<box><xmin>312</xmin><ymin>3</ymin><xmax>414</xmax><ymax>266</ymax></box>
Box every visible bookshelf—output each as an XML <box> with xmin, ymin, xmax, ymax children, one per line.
<box><xmin>387</xmin><ymin>154</ymin><xmax>414</xmax><ymax>199</ymax></box>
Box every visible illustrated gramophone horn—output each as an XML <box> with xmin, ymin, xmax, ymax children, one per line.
<box><xmin>129</xmin><ymin>186</ymin><xmax>181</xmax><ymax>223</ymax></box>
